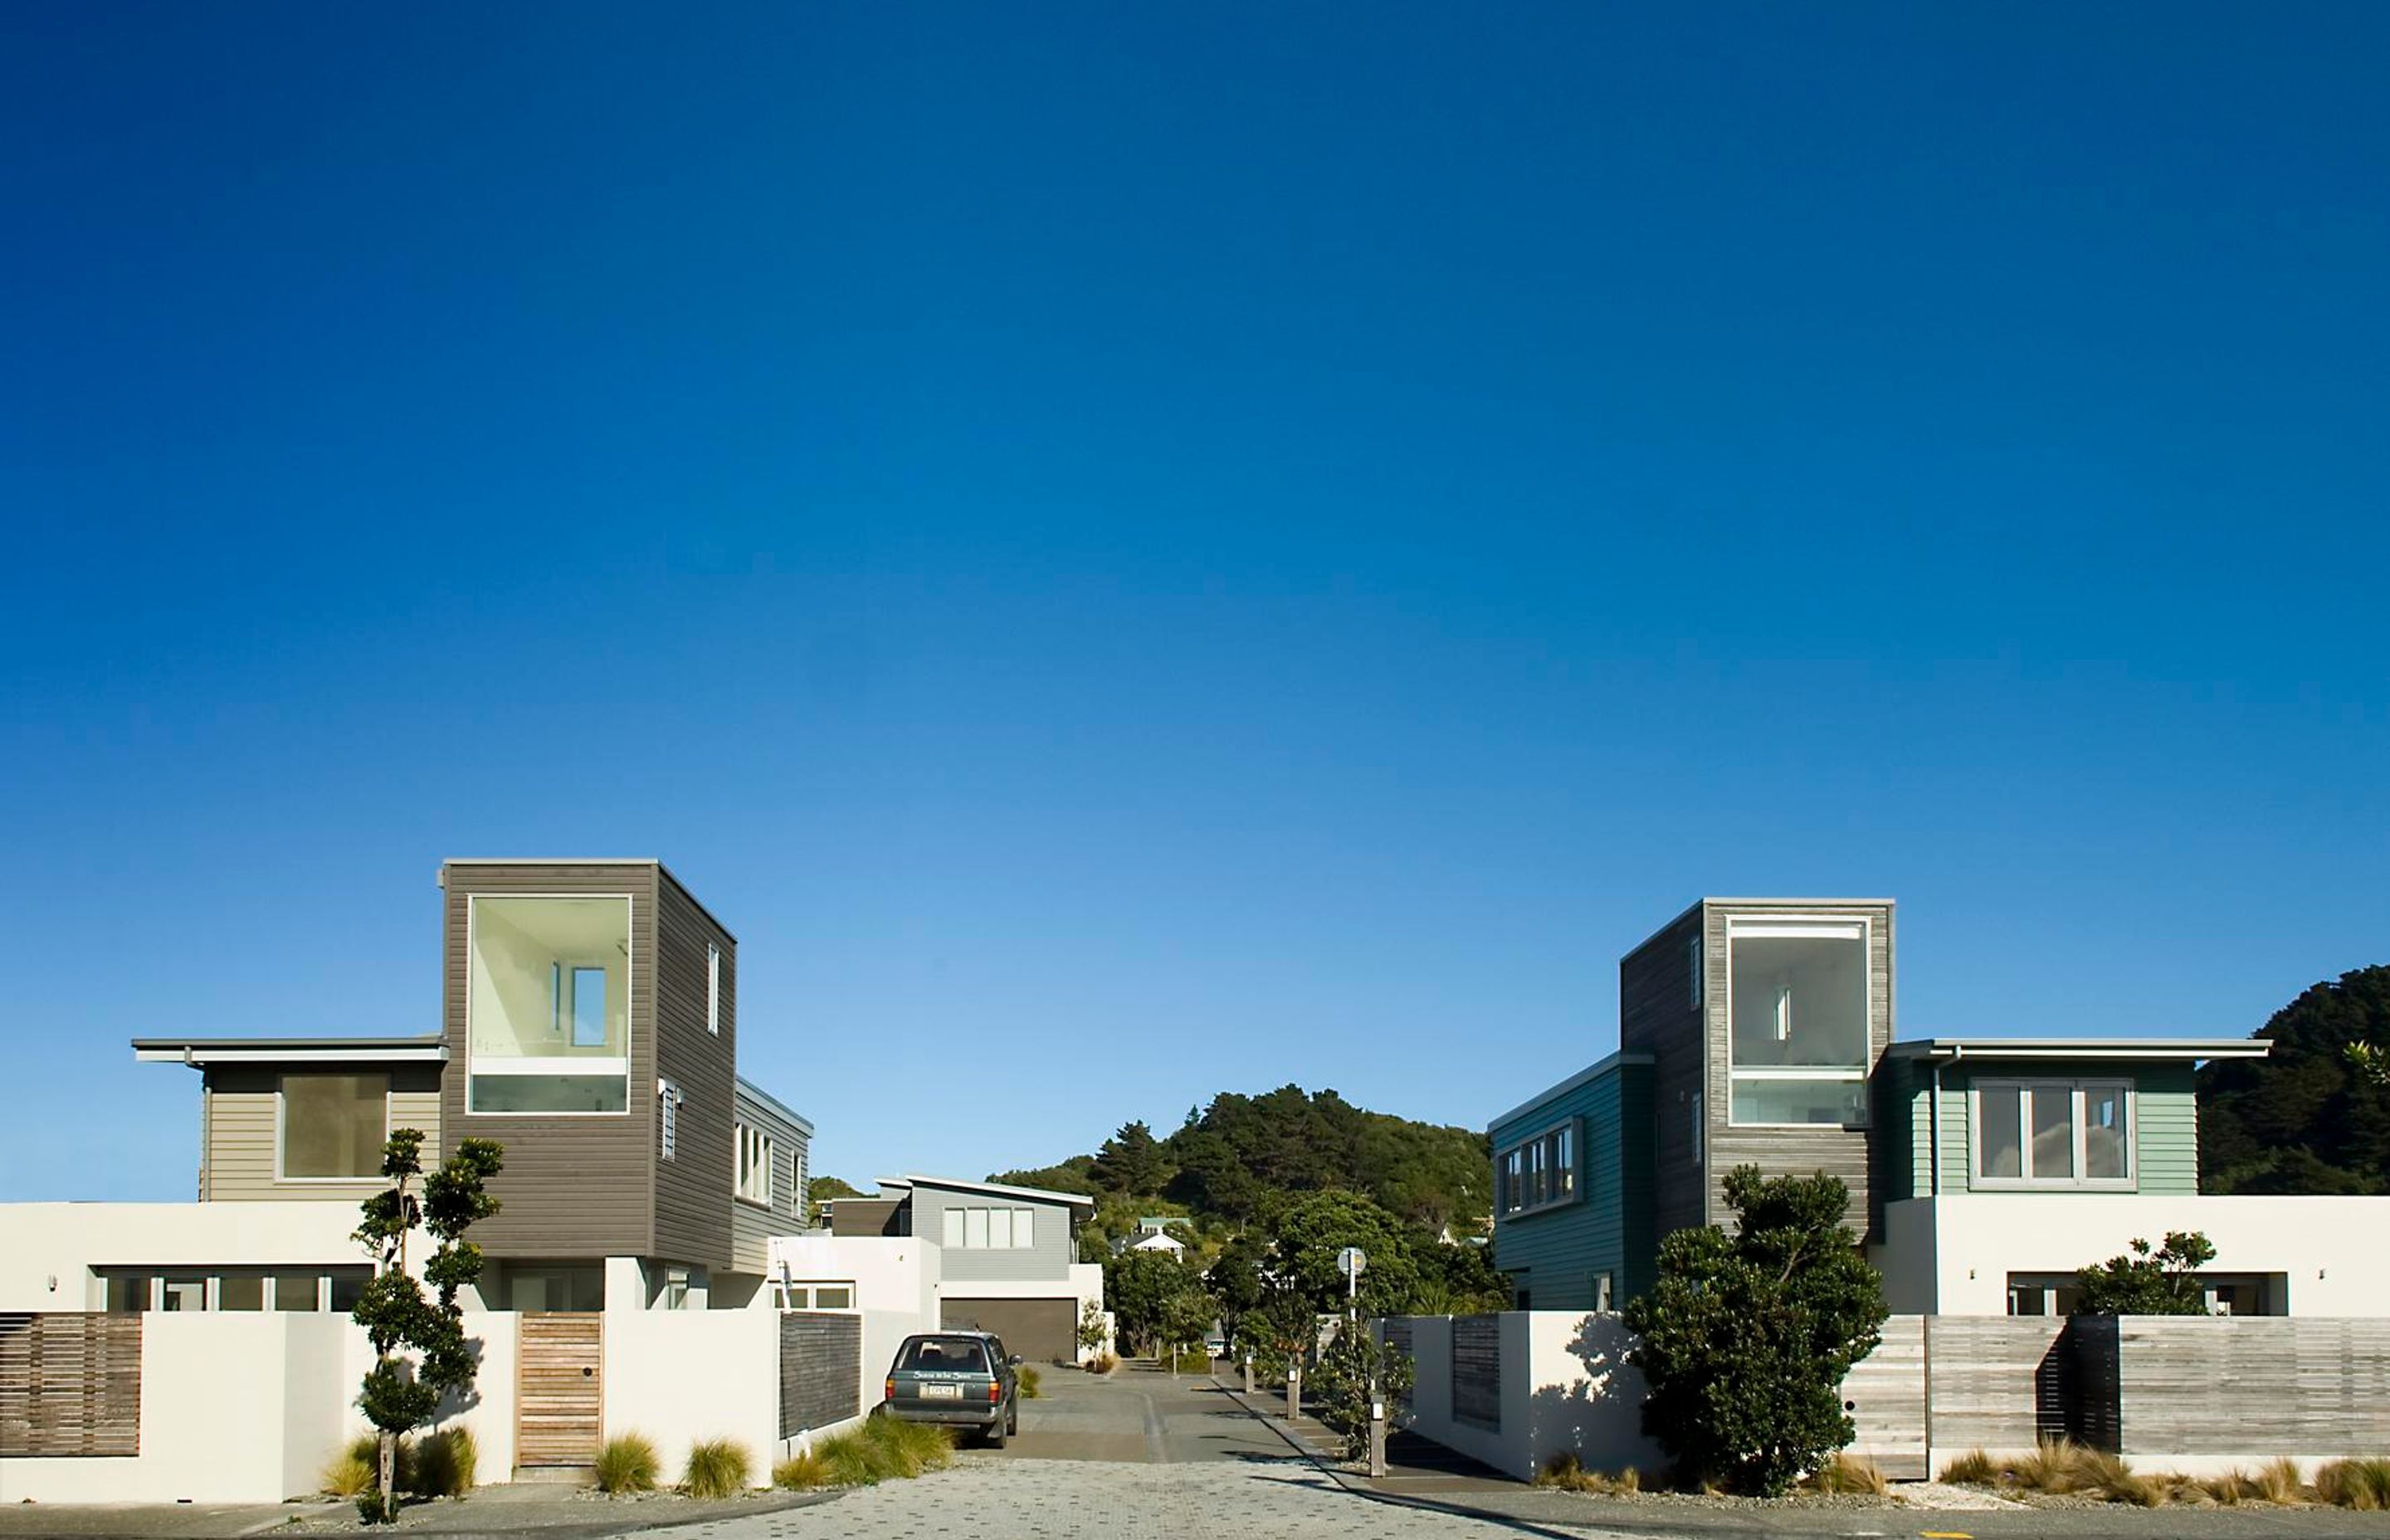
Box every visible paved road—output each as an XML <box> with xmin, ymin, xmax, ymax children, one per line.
<box><xmin>983</xmin><ymin>1364</ymin><xmax>1289</xmax><ymax>1464</ymax></box>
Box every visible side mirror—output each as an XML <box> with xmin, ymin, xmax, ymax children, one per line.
<box><xmin>1009</xmin><ymin>1355</ymin><xmax>1024</xmax><ymax>1367</ymax></box>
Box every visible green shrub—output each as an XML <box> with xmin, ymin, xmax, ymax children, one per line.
<box><xmin>594</xmin><ymin>1432</ymin><xmax>661</xmax><ymax>1494</ymax></box>
<box><xmin>1017</xmin><ymin>1364</ymin><xmax>1043</xmax><ymax>1400</ymax></box>
<box><xmin>2318</xmin><ymin>1457</ymin><xmax>2390</xmax><ymax>1510</ymax></box>
<box><xmin>1938</xmin><ymin>1450</ymin><xmax>1997</xmax><ymax>1486</ymax></box>
<box><xmin>680</xmin><ymin>1438</ymin><xmax>754</xmax><ymax>1499</ymax></box>
<box><xmin>812</xmin><ymin>1430</ymin><xmax>884</xmax><ymax>1487</ymax></box>
<box><xmin>773</xmin><ymin>1450</ymin><xmax>832</xmax><ymax>1489</ymax></box>
<box><xmin>1804</xmin><ymin>1454</ymin><xmax>1887</xmax><ymax>1495</ymax></box>
<box><xmin>408</xmin><ymin>1425</ymin><xmax>477</xmax><ymax>1498</ymax></box>
<box><xmin>1535</xmin><ymin>1453</ymin><xmax>1640</xmax><ymax>1494</ymax></box>
<box><xmin>800</xmin><ymin>1419</ymin><xmax>954</xmax><ymax>1488</ymax></box>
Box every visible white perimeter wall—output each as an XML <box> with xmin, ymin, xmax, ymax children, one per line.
<box><xmin>1386</xmin><ymin>1313</ymin><xmax>1661</xmax><ymax>1484</ymax></box>
<box><xmin>602</xmin><ymin>1304</ymin><xmax>778</xmax><ymax>1486</ymax></box>
<box><xmin>1878</xmin><ymin>1196</ymin><xmax>2390</xmax><ymax>1315</ymax></box>
<box><xmin>0</xmin><ymin>1312</ymin><xmax>513</xmax><ymax>1505</ymax></box>
<box><xmin>0</xmin><ymin>1202</ymin><xmax>370</xmax><ymax>1310</ymax></box>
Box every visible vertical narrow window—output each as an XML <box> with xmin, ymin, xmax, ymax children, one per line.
<box><xmin>2085</xmin><ymin>1084</ymin><xmax>2129</xmax><ymax>1181</ymax></box>
<box><xmin>2030</xmin><ymin>1086</ymin><xmax>2075</xmax><ymax>1180</ymax></box>
<box><xmin>1593</xmin><ymin>1272</ymin><xmax>1614</xmax><ymax>1313</ymax></box>
<box><xmin>1551</xmin><ymin>1125</ymin><xmax>1574</xmax><ymax>1200</ymax></box>
<box><xmin>964</xmin><ymin>1207</ymin><xmax>989</xmax><ymax>1249</ymax></box>
<box><xmin>987</xmin><ymin>1207</ymin><xmax>1013</xmax><ymax>1250</ymax></box>
<box><xmin>1689</xmin><ymin>934</ymin><xmax>1704</xmax><ymax>1011</ymax></box>
<box><xmin>943</xmin><ymin>1207</ymin><xmax>965</xmax><ymax>1248</ymax></box>
<box><xmin>571</xmin><ymin>967</ymin><xmax>608</xmax><ymax>1047</ymax></box>
<box><xmin>1978</xmin><ymin>1085</ymin><xmax>2023</xmax><ymax>1180</ymax></box>
<box><xmin>1016</xmin><ymin>1208</ymin><xmax>1033</xmax><ymax>1250</ymax></box>
<box><xmin>659</xmin><ymin>1079</ymin><xmax>680</xmax><ymax>1161</ymax></box>
<box><xmin>1690</xmin><ymin>1091</ymin><xmax>1703</xmax><ymax>1166</ymax></box>
<box><xmin>707</xmin><ymin>943</ymin><xmax>721</xmax><ymax>1035</ymax></box>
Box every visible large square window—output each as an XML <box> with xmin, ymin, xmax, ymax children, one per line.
<box><xmin>1726</xmin><ymin>918</ymin><xmax>1871</xmax><ymax>1125</ymax></box>
<box><xmin>280</xmin><ymin>1073</ymin><xmax>388</xmax><ymax>1178</ymax></box>
<box><xmin>1974</xmin><ymin>1080</ymin><xmax>2133</xmax><ymax>1188</ymax></box>
<box><xmin>468</xmin><ymin>894</ymin><xmax>632</xmax><ymax>1114</ymax></box>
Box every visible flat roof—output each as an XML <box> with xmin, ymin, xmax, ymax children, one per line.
<box><xmin>876</xmin><ymin>1174</ymin><xmax>1097</xmax><ymax>1209</ymax></box>
<box><xmin>1622</xmin><ymin>897</ymin><xmax>1896</xmax><ymax>959</ymax></box>
<box><xmin>1885</xmin><ymin>1036</ymin><xmax>2270</xmax><ymax>1063</ymax></box>
<box><xmin>437</xmin><ymin>858</ymin><xmax>738</xmax><ymax>943</ymax></box>
<box><xmin>1486</xmin><ymin>1050</ymin><xmax>1656</xmax><ymax>1134</ymax></box>
<box><xmin>734</xmin><ymin>1076</ymin><xmax>816</xmax><ymax>1136</ymax></box>
<box><xmin>133</xmin><ymin>1035</ymin><xmax>448</xmax><ymax>1067</ymax></box>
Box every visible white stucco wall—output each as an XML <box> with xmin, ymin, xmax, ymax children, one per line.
<box><xmin>1876</xmin><ymin>1196</ymin><xmax>2390</xmax><ymax>1316</ymax></box>
<box><xmin>0</xmin><ymin>1201</ymin><xmax>371</xmax><ymax>1310</ymax></box>
<box><xmin>602</xmin><ymin>1305</ymin><xmax>778</xmax><ymax>1487</ymax></box>
<box><xmin>1382</xmin><ymin>1313</ymin><xmax>1660</xmax><ymax>1484</ymax></box>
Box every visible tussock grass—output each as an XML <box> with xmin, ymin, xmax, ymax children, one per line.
<box><xmin>2076</xmin><ymin>1447</ymin><xmax>2163</xmax><ymax>1506</ymax></box>
<box><xmin>802</xmin><ymin>1417</ymin><xmax>957</xmax><ymax>1489</ymax></box>
<box><xmin>1017</xmin><ymin>1364</ymin><xmax>1043</xmax><ymax>1400</ymax></box>
<box><xmin>1535</xmin><ymin>1453</ymin><xmax>1641</xmax><ymax>1494</ymax></box>
<box><xmin>324</xmin><ymin>1434</ymin><xmax>417</xmax><ymax>1499</ymax></box>
<box><xmin>1938</xmin><ymin>1449</ymin><xmax>1997</xmax><ymax>1486</ymax></box>
<box><xmin>2318</xmin><ymin>1457</ymin><xmax>2390</xmax><ymax>1510</ymax></box>
<box><xmin>1085</xmin><ymin>1352</ymin><xmax>1119</xmax><ymax>1374</ymax></box>
<box><xmin>2256</xmin><ymin>1455</ymin><xmax>2306</xmax><ymax>1504</ymax></box>
<box><xmin>410</xmin><ymin>1425</ymin><xmax>476</xmax><ymax>1498</ymax></box>
<box><xmin>679</xmin><ymin>1438</ymin><xmax>753</xmax><ymax>1499</ymax></box>
<box><xmin>594</xmin><ymin>1432</ymin><xmax>661</xmax><ymax>1494</ymax></box>
<box><xmin>1804</xmin><ymin>1454</ymin><xmax>1888</xmax><ymax>1496</ymax></box>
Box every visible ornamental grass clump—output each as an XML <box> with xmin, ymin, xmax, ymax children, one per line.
<box><xmin>1535</xmin><ymin>1453</ymin><xmax>1640</xmax><ymax>1494</ymax></box>
<box><xmin>679</xmin><ymin>1438</ymin><xmax>753</xmax><ymax>1499</ymax></box>
<box><xmin>1017</xmin><ymin>1364</ymin><xmax>1043</xmax><ymax>1400</ymax></box>
<box><xmin>594</xmin><ymin>1432</ymin><xmax>661</xmax><ymax>1494</ymax></box>
<box><xmin>2317</xmin><ymin>1457</ymin><xmax>2390</xmax><ymax>1510</ymax></box>
<box><xmin>1938</xmin><ymin>1450</ymin><xmax>1997</xmax><ymax>1487</ymax></box>
<box><xmin>409</xmin><ymin>1425</ymin><xmax>476</xmax><ymax>1498</ymax></box>
<box><xmin>1803</xmin><ymin>1453</ymin><xmax>1888</xmax><ymax>1496</ymax></box>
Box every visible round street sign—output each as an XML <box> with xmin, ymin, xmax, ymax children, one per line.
<box><xmin>1337</xmin><ymin>1246</ymin><xmax>1367</xmax><ymax>1277</ymax></box>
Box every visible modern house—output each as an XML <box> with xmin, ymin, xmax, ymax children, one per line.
<box><xmin>1490</xmin><ymin>898</ymin><xmax>2390</xmax><ymax>1318</ymax></box>
<box><xmin>1115</xmin><ymin>1216</ymin><xmax>1189</xmax><ymax>1257</ymax></box>
<box><xmin>3</xmin><ymin>860</ymin><xmax>813</xmax><ymax>1318</ymax></box>
<box><xmin>819</xmin><ymin>1175</ymin><xmax>1102</xmax><ymax>1362</ymax></box>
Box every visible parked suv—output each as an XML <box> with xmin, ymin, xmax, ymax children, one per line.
<box><xmin>881</xmin><ymin>1331</ymin><xmax>1021</xmax><ymax>1446</ymax></box>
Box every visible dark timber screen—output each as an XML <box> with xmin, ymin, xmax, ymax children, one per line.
<box><xmin>0</xmin><ymin>1313</ymin><xmax>142</xmax><ymax>1458</ymax></box>
<box><xmin>1381</xmin><ymin>1318</ymin><xmax>1415</xmax><ymax>1416</ymax></box>
<box><xmin>1451</xmin><ymin>1314</ymin><xmax>1500</xmax><ymax>1429</ymax></box>
<box><xmin>779</xmin><ymin>1312</ymin><xmax>863</xmax><ymax>1439</ymax></box>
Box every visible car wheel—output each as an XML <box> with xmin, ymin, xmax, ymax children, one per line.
<box><xmin>987</xmin><ymin>1415</ymin><xmax>1008</xmax><ymax>1450</ymax></box>
<box><xmin>1007</xmin><ymin>1400</ymin><xmax>1019</xmax><ymax>1436</ymax></box>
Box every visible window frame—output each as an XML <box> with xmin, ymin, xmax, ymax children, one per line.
<box><xmin>1970</xmin><ymin>1078</ymin><xmax>2135</xmax><ymax>1191</ymax></box>
<box><xmin>734</xmin><ymin>1120</ymin><xmax>776</xmax><ymax>1207</ymax></box>
<box><xmin>659</xmin><ymin>1078</ymin><xmax>681</xmax><ymax>1162</ymax></box>
<box><xmin>274</xmin><ymin>1071</ymin><xmax>392</xmax><ymax>1183</ymax></box>
<box><xmin>464</xmin><ymin>892</ymin><xmax>637</xmax><ymax>1118</ymax></box>
<box><xmin>1722</xmin><ymin>914</ymin><xmax>1875</xmax><ymax>1129</ymax></box>
<box><xmin>707</xmin><ymin>943</ymin><xmax>721</xmax><ymax>1036</ymax></box>
<box><xmin>1495</xmin><ymin>1118</ymin><xmax>1582</xmax><ymax>1220</ymax></box>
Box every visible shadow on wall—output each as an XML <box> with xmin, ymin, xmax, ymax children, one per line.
<box><xmin>1525</xmin><ymin>1313</ymin><xmax>1662</xmax><ymax>1479</ymax></box>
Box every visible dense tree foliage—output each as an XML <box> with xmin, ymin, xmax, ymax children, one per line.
<box><xmin>2072</xmin><ymin>1231</ymin><xmax>2217</xmax><ymax>1315</ymax></box>
<box><xmin>1623</xmin><ymin>1167</ymin><xmax>1887</xmax><ymax>1497</ymax></box>
<box><xmin>2200</xmin><ymin>966</ymin><xmax>2390</xmax><ymax>1194</ymax></box>
<box><xmin>805</xmin><ymin>1174</ymin><xmax>864</xmax><ymax>1225</ymax></box>
<box><xmin>1104</xmin><ymin>1248</ymin><xmax>1200</xmax><ymax>1355</ymax></box>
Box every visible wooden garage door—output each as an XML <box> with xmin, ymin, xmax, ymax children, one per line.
<box><xmin>941</xmin><ymin>1299</ymin><xmax>1076</xmax><ymax>1364</ymax></box>
<box><xmin>516</xmin><ymin>1313</ymin><xmax>602</xmax><ymax>1467</ymax></box>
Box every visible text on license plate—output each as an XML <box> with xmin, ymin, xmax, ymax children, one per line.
<box><xmin>919</xmin><ymin>1383</ymin><xmax>962</xmax><ymax>1400</ymax></box>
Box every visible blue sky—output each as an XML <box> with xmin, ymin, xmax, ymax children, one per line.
<box><xmin>3</xmin><ymin>3</ymin><xmax>2387</xmax><ymax>1201</ymax></box>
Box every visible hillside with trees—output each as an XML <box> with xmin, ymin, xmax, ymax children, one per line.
<box><xmin>2199</xmin><ymin>964</ymin><xmax>2390</xmax><ymax>1194</ymax></box>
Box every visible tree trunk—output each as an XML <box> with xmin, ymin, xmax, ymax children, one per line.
<box><xmin>378</xmin><ymin>1427</ymin><xmax>397</xmax><ymax>1520</ymax></box>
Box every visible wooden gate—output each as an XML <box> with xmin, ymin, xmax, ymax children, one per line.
<box><xmin>515</xmin><ymin>1313</ymin><xmax>602</xmax><ymax>1467</ymax></box>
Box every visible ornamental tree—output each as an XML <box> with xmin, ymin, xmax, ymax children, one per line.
<box><xmin>351</xmin><ymin>1129</ymin><xmax>503</xmax><ymax>1523</ymax></box>
<box><xmin>2072</xmin><ymin>1231</ymin><xmax>2217</xmax><ymax>1315</ymax></box>
<box><xmin>1622</xmin><ymin>1166</ymin><xmax>1886</xmax><ymax>1496</ymax></box>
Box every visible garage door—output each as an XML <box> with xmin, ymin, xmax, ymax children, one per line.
<box><xmin>940</xmin><ymin>1298</ymin><xmax>1077</xmax><ymax>1363</ymax></box>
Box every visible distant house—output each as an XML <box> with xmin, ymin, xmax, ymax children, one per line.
<box><xmin>1110</xmin><ymin>1215</ymin><xmax>1188</xmax><ymax>1258</ymax></box>
<box><xmin>1490</xmin><ymin>897</ymin><xmax>2390</xmax><ymax>1318</ymax></box>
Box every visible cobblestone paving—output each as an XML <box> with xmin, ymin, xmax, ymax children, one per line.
<box><xmin>643</xmin><ymin>1455</ymin><xmax>1599</xmax><ymax>1540</ymax></box>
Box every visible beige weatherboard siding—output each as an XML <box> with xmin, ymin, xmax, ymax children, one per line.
<box><xmin>198</xmin><ymin>1065</ymin><xmax>441</xmax><ymax>1201</ymax></box>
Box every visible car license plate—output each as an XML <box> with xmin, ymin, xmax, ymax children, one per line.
<box><xmin>920</xmin><ymin>1383</ymin><xmax>962</xmax><ymax>1400</ymax></box>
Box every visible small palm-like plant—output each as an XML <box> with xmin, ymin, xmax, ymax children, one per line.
<box><xmin>594</xmin><ymin>1432</ymin><xmax>661</xmax><ymax>1494</ymax></box>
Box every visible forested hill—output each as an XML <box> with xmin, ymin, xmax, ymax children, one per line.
<box><xmin>991</xmin><ymin>1084</ymin><xmax>1492</xmax><ymax>1236</ymax></box>
<box><xmin>2199</xmin><ymin>964</ymin><xmax>2390</xmax><ymax>1194</ymax></box>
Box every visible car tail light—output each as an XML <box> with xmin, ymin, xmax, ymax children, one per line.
<box><xmin>988</xmin><ymin>1381</ymin><xmax>1002</xmax><ymax>1403</ymax></box>
<box><xmin>885</xmin><ymin>1378</ymin><xmax>896</xmax><ymax>1401</ymax></box>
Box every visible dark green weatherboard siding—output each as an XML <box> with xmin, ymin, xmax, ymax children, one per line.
<box><xmin>1875</xmin><ymin>1058</ymin><xmax>2202</xmax><ymax>1201</ymax></box>
<box><xmin>1490</xmin><ymin>1058</ymin><xmax>1656</xmax><ymax>1309</ymax></box>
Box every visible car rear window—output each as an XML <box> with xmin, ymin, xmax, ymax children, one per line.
<box><xmin>900</xmin><ymin>1337</ymin><xmax>992</xmax><ymax>1373</ymax></box>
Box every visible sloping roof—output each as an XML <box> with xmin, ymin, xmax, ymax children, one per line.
<box><xmin>876</xmin><ymin>1174</ymin><xmax>1097</xmax><ymax>1209</ymax></box>
<box><xmin>133</xmin><ymin>1035</ymin><xmax>448</xmax><ymax>1066</ymax></box>
<box><xmin>734</xmin><ymin>1076</ymin><xmax>815</xmax><ymax>1136</ymax></box>
<box><xmin>1885</xmin><ymin>1036</ymin><xmax>2270</xmax><ymax>1063</ymax></box>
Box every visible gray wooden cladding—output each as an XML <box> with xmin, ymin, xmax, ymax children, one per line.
<box><xmin>515</xmin><ymin>1313</ymin><xmax>604</xmax><ymax>1467</ymax></box>
<box><xmin>778</xmin><ymin>1313</ymin><xmax>863</xmax><ymax>1438</ymax></box>
<box><xmin>2090</xmin><ymin>1316</ymin><xmax>2390</xmax><ymax>1456</ymax></box>
<box><xmin>1920</xmin><ymin>1315</ymin><xmax>2070</xmax><ymax>1453</ymax></box>
<box><xmin>1451</xmin><ymin>1314</ymin><xmax>1501</xmax><ymax>1430</ymax></box>
<box><xmin>0</xmin><ymin>1314</ymin><xmax>141</xmax><ymax>1458</ymax></box>
<box><xmin>1840</xmin><ymin>1315</ymin><xmax>1926</xmax><ymax>1479</ymax></box>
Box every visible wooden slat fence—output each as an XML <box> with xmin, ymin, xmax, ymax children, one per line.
<box><xmin>1922</xmin><ymin>1315</ymin><xmax>2070</xmax><ymax>1453</ymax></box>
<box><xmin>0</xmin><ymin>1313</ymin><xmax>142</xmax><ymax>1457</ymax></box>
<box><xmin>1451</xmin><ymin>1314</ymin><xmax>1500</xmax><ymax>1430</ymax></box>
<box><xmin>2102</xmin><ymin>1316</ymin><xmax>2390</xmax><ymax>1456</ymax></box>
<box><xmin>1840</xmin><ymin>1315</ymin><xmax>1926</xmax><ymax>1479</ymax></box>
<box><xmin>778</xmin><ymin>1312</ymin><xmax>861</xmax><ymax>1439</ymax></box>
<box><xmin>515</xmin><ymin>1313</ymin><xmax>603</xmax><ymax>1467</ymax></box>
